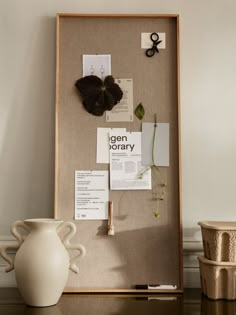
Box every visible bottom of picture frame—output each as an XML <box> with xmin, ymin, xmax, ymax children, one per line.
<box><xmin>63</xmin><ymin>288</ymin><xmax>184</xmax><ymax>294</ymax></box>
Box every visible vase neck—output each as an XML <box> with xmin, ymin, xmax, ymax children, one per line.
<box><xmin>24</xmin><ymin>219</ymin><xmax>63</xmax><ymax>232</ymax></box>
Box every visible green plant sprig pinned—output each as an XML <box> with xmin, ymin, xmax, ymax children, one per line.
<box><xmin>139</xmin><ymin>114</ymin><xmax>167</xmax><ymax>218</ymax></box>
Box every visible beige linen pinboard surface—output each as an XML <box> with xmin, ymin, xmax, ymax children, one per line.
<box><xmin>55</xmin><ymin>14</ymin><xmax>182</xmax><ymax>292</ymax></box>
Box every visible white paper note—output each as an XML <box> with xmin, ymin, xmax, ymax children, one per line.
<box><xmin>106</xmin><ymin>79</ymin><xmax>133</xmax><ymax>122</ymax></box>
<box><xmin>82</xmin><ymin>55</ymin><xmax>111</xmax><ymax>79</ymax></box>
<box><xmin>141</xmin><ymin>33</ymin><xmax>166</xmax><ymax>49</ymax></box>
<box><xmin>75</xmin><ymin>170</ymin><xmax>109</xmax><ymax>220</ymax></box>
<box><xmin>96</xmin><ymin>128</ymin><xmax>126</xmax><ymax>163</ymax></box>
<box><xmin>109</xmin><ymin>131</ymin><xmax>152</xmax><ymax>190</ymax></box>
<box><xmin>141</xmin><ymin>122</ymin><xmax>169</xmax><ymax>167</ymax></box>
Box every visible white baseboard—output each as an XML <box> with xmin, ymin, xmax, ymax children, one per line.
<box><xmin>183</xmin><ymin>237</ymin><xmax>203</xmax><ymax>288</ymax></box>
<box><xmin>0</xmin><ymin>265</ymin><xmax>17</xmax><ymax>287</ymax></box>
<box><xmin>0</xmin><ymin>238</ymin><xmax>17</xmax><ymax>287</ymax></box>
<box><xmin>0</xmin><ymin>238</ymin><xmax>203</xmax><ymax>288</ymax></box>
<box><xmin>184</xmin><ymin>268</ymin><xmax>201</xmax><ymax>288</ymax></box>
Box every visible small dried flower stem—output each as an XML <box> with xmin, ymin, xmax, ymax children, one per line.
<box><xmin>139</xmin><ymin>114</ymin><xmax>167</xmax><ymax>217</ymax></box>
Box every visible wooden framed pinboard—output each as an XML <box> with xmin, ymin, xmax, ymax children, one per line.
<box><xmin>55</xmin><ymin>13</ymin><xmax>183</xmax><ymax>293</ymax></box>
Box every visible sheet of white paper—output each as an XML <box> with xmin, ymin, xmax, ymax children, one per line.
<box><xmin>96</xmin><ymin>128</ymin><xmax>126</xmax><ymax>163</ymax></box>
<box><xmin>75</xmin><ymin>170</ymin><xmax>109</xmax><ymax>220</ymax></box>
<box><xmin>141</xmin><ymin>123</ymin><xmax>169</xmax><ymax>167</ymax></box>
<box><xmin>106</xmin><ymin>79</ymin><xmax>133</xmax><ymax>122</ymax></box>
<box><xmin>82</xmin><ymin>55</ymin><xmax>111</xmax><ymax>79</ymax></box>
<box><xmin>109</xmin><ymin>131</ymin><xmax>152</xmax><ymax>190</ymax></box>
<box><xmin>141</xmin><ymin>33</ymin><xmax>166</xmax><ymax>49</ymax></box>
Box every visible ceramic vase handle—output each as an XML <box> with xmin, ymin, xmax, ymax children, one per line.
<box><xmin>11</xmin><ymin>220</ymin><xmax>30</xmax><ymax>244</ymax></box>
<box><xmin>0</xmin><ymin>220</ymin><xmax>30</xmax><ymax>272</ymax></box>
<box><xmin>0</xmin><ymin>242</ymin><xmax>20</xmax><ymax>272</ymax></box>
<box><xmin>58</xmin><ymin>221</ymin><xmax>86</xmax><ymax>274</ymax></box>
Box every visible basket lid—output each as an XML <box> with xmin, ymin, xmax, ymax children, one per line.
<box><xmin>198</xmin><ymin>221</ymin><xmax>236</xmax><ymax>231</ymax></box>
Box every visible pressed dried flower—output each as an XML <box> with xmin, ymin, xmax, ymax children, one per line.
<box><xmin>75</xmin><ymin>75</ymin><xmax>123</xmax><ymax>116</ymax></box>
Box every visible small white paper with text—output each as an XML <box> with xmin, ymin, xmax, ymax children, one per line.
<box><xmin>109</xmin><ymin>131</ymin><xmax>151</xmax><ymax>190</ymax></box>
<box><xmin>75</xmin><ymin>170</ymin><xmax>109</xmax><ymax>220</ymax></box>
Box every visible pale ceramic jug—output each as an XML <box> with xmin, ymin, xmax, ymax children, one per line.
<box><xmin>0</xmin><ymin>218</ymin><xmax>85</xmax><ymax>307</ymax></box>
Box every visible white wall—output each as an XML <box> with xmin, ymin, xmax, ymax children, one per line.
<box><xmin>1</xmin><ymin>0</ymin><xmax>236</xmax><ymax>287</ymax></box>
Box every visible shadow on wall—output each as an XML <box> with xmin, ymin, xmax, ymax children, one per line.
<box><xmin>67</xmin><ymin>224</ymin><xmax>181</xmax><ymax>290</ymax></box>
<box><xmin>183</xmin><ymin>227</ymin><xmax>202</xmax><ymax>241</ymax></box>
<box><xmin>0</xmin><ymin>16</ymin><xmax>56</xmax><ymax>234</ymax></box>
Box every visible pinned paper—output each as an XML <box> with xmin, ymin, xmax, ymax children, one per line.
<box><xmin>75</xmin><ymin>170</ymin><xmax>109</xmax><ymax>220</ymax></box>
<box><xmin>141</xmin><ymin>123</ymin><xmax>169</xmax><ymax>167</ymax></box>
<box><xmin>106</xmin><ymin>79</ymin><xmax>133</xmax><ymax>122</ymax></box>
<box><xmin>141</xmin><ymin>33</ymin><xmax>166</xmax><ymax>49</ymax></box>
<box><xmin>109</xmin><ymin>131</ymin><xmax>152</xmax><ymax>190</ymax></box>
<box><xmin>82</xmin><ymin>55</ymin><xmax>111</xmax><ymax>79</ymax></box>
<box><xmin>96</xmin><ymin>128</ymin><xmax>126</xmax><ymax>163</ymax></box>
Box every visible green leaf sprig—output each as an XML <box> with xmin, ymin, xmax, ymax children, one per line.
<box><xmin>135</xmin><ymin>103</ymin><xmax>145</xmax><ymax>120</ymax></box>
<box><xmin>138</xmin><ymin>114</ymin><xmax>167</xmax><ymax>218</ymax></box>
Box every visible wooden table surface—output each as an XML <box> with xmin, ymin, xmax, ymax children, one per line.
<box><xmin>1</xmin><ymin>288</ymin><xmax>235</xmax><ymax>315</ymax></box>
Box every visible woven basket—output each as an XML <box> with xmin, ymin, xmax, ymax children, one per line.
<box><xmin>199</xmin><ymin>255</ymin><xmax>236</xmax><ymax>300</ymax></box>
<box><xmin>198</xmin><ymin>221</ymin><xmax>236</xmax><ymax>262</ymax></box>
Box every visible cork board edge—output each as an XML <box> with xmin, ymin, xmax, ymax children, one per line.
<box><xmin>54</xmin><ymin>13</ymin><xmax>183</xmax><ymax>293</ymax></box>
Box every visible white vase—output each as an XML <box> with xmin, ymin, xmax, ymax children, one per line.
<box><xmin>0</xmin><ymin>219</ymin><xmax>85</xmax><ymax>307</ymax></box>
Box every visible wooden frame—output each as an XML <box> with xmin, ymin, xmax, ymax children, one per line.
<box><xmin>55</xmin><ymin>13</ymin><xmax>183</xmax><ymax>293</ymax></box>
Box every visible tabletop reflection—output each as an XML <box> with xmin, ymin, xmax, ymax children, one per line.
<box><xmin>201</xmin><ymin>295</ymin><xmax>236</xmax><ymax>315</ymax></box>
<box><xmin>2</xmin><ymin>290</ymin><xmax>236</xmax><ymax>315</ymax></box>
